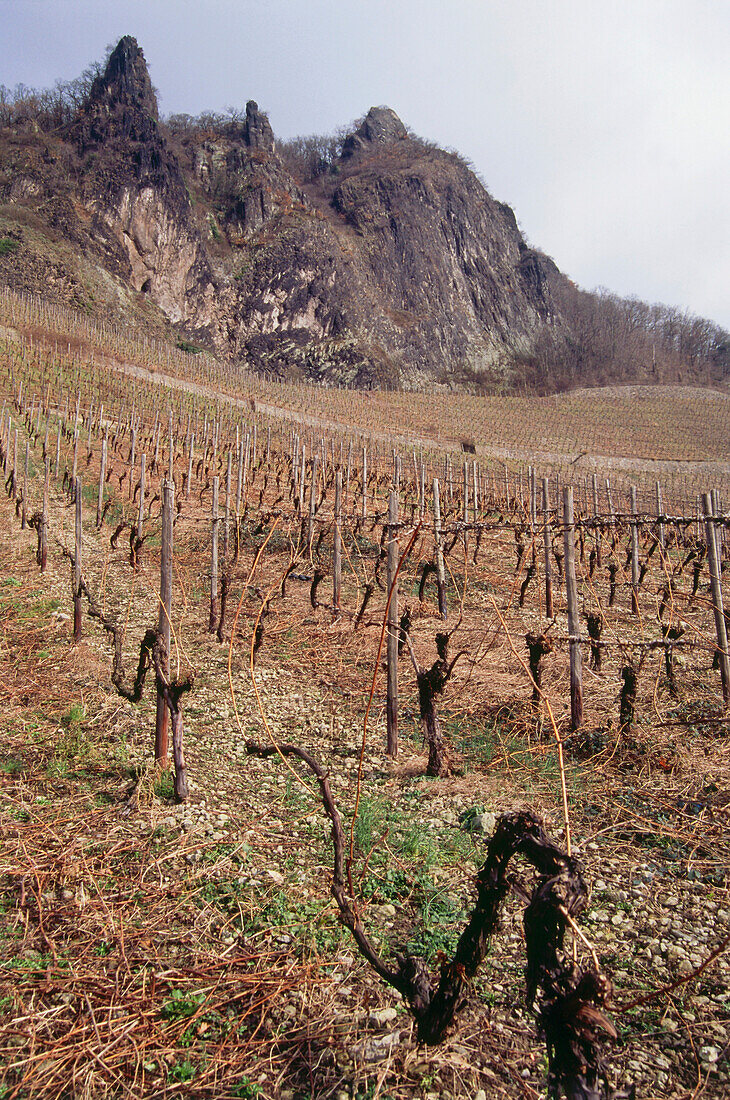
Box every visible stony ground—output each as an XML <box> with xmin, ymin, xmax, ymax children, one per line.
<box><xmin>2</xmin><ymin>482</ymin><xmax>730</xmax><ymax>1100</ymax></box>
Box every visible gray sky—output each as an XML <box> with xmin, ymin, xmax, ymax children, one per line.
<box><xmin>3</xmin><ymin>0</ymin><xmax>729</xmax><ymax>329</ymax></box>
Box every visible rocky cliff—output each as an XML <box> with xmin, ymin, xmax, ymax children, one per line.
<box><xmin>1</xmin><ymin>37</ymin><xmax>726</xmax><ymax>391</ymax></box>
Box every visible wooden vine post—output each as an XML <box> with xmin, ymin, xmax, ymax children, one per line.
<box><xmin>39</xmin><ymin>456</ymin><xmax>49</xmax><ymax>573</ymax></box>
<box><xmin>592</xmin><ymin>472</ymin><xmax>601</xmax><ymax>567</ymax></box>
<box><xmin>713</xmin><ymin>489</ymin><xmax>726</xmax><ymax>560</ymax></box>
<box><xmin>137</xmin><ymin>453</ymin><xmax>146</xmax><ymax>533</ymax></box>
<box><xmin>223</xmin><ymin>450</ymin><xmax>232</xmax><ymax>564</ymax></box>
<box><xmin>155</xmin><ymin>479</ymin><xmax>173</xmax><ymax>764</ymax></box>
<box><xmin>432</xmin><ymin>478</ymin><xmax>448</xmax><ymax>619</ymax></box>
<box><xmin>542</xmin><ymin>477</ymin><xmax>554</xmax><ymax>618</ymax></box>
<box><xmin>462</xmin><ymin>462</ymin><xmax>469</xmax><ymax>544</ymax></box>
<box><xmin>563</xmin><ymin>486</ymin><xmax>583</xmax><ymax>731</ymax></box>
<box><xmin>703</xmin><ymin>492</ymin><xmax>730</xmax><ymax>706</ymax></box>
<box><xmin>72</xmin><ymin>426</ymin><xmax>82</xmax><ymax>499</ymax></box>
<box><xmin>1</xmin><ymin>413</ymin><xmax>8</xmax><ymax>478</ymax></box>
<box><xmin>473</xmin><ymin>460</ymin><xmax>480</xmax><ymax>524</ymax></box>
<box><xmin>605</xmin><ymin>478</ymin><xmax>615</xmax><ymax>533</ymax></box>
<box><xmin>128</xmin><ymin>427</ymin><xmax>136</xmax><ymax>499</ymax></box>
<box><xmin>73</xmin><ymin>477</ymin><xmax>83</xmax><ymax>644</ymax></box>
<box><xmin>209</xmin><ymin>476</ymin><xmax>219</xmax><ymax>633</ymax></box>
<box><xmin>333</xmin><ymin>470</ymin><xmax>342</xmax><ymax>612</ymax></box>
<box><xmin>629</xmin><ymin>485</ymin><xmax>640</xmax><ymax>615</ymax></box>
<box><xmin>656</xmin><ymin>480</ymin><xmax>665</xmax><ymax>553</ymax></box>
<box><xmin>307</xmin><ymin>454</ymin><xmax>318</xmax><ymax>550</ymax></box>
<box><xmin>386</xmin><ymin>490</ymin><xmax>399</xmax><ymax>756</ymax></box>
<box><xmin>297</xmin><ymin>442</ymin><xmax>306</xmax><ymax>513</ymax></box>
<box><xmin>186</xmin><ymin>433</ymin><xmax>194</xmax><ymax>499</ymax></box>
<box><xmin>96</xmin><ymin>428</ymin><xmax>107</xmax><ymax>527</ymax></box>
<box><xmin>21</xmin><ymin>441</ymin><xmax>29</xmax><ymax>529</ymax></box>
<box><xmin>529</xmin><ymin>465</ymin><xmax>536</xmax><ymax>534</ymax></box>
<box><xmin>55</xmin><ymin>422</ymin><xmax>62</xmax><ymax>478</ymax></box>
<box><xmin>11</xmin><ymin>426</ymin><xmax>17</xmax><ymax>498</ymax></box>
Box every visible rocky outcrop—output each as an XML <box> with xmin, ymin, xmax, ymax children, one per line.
<box><xmin>341</xmin><ymin>106</ymin><xmax>408</xmax><ymax>158</ymax></box>
<box><xmin>242</xmin><ymin>100</ymin><xmax>275</xmax><ymax>151</ymax></box>
<box><xmin>63</xmin><ymin>37</ymin><xmax>217</xmax><ymax>326</ymax></box>
<box><xmin>0</xmin><ymin>37</ymin><xmax>574</xmax><ymax>388</ymax></box>
<box><xmin>72</xmin><ymin>35</ymin><xmax>160</xmax><ymax>149</ymax></box>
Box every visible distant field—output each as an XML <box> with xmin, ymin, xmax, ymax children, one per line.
<box><xmin>246</xmin><ymin>379</ymin><xmax>730</xmax><ymax>506</ymax></box>
<box><xmin>255</xmin><ymin>380</ymin><xmax>730</xmax><ymax>459</ymax></box>
<box><xmin>2</xmin><ymin>289</ymin><xmax>728</xmax><ymax>507</ymax></box>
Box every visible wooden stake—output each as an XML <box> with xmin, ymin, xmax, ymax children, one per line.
<box><xmin>592</xmin><ymin>473</ymin><xmax>601</xmax><ymax>566</ymax></box>
<box><xmin>629</xmin><ymin>486</ymin><xmax>640</xmax><ymax>615</ymax></box>
<box><xmin>433</xmin><ymin>478</ymin><xmax>447</xmax><ymax>619</ymax></box>
<box><xmin>307</xmin><ymin>455</ymin><xmax>318</xmax><ymax>550</ymax></box>
<box><xmin>21</xmin><ymin>441</ymin><xmax>29</xmax><ymax>528</ymax></box>
<box><xmin>474</xmin><ymin>461</ymin><xmax>480</xmax><ymax>524</ymax></box>
<box><xmin>298</xmin><ymin>442</ymin><xmax>306</xmax><ymax>513</ymax></box>
<box><xmin>703</xmin><ymin>492</ymin><xmax>730</xmax><ymax>707</ymax></box>
<box><xmin>209</xmin><ymin>476</ymin><xmax>219</xmax><ymax>633</ymax></box>
<box><xmin>11</xmin><ymin>427</ymin><xmax>17</xmax><ymax>498</ymax></box>
<box><xmin>655</xmin><ymin>480</ymin><xmax>665</xmax><ymax>553</ymax></box>
<box><xmin>155</xmin><ymin>480</ymin><xmax>174</xmax><ymax>764</ymax></box>
<box><xmin>543</xmin><ymin>478</ymin><xmax>554</xmax><ymax>619</ymax></box>
<box><xmin>223</xmin><ymin>450</ymin><xmax>232</xmax><ymax>564</ymax></box>
<box><xmin>386</xmin><ymin>491</ymin><xmax>399</xmax><ymax>756</ymax></box>
<box><xmin>605</xmin><ymin>479</ymin><xmax>615</xmax><ymax>532</ymax></box>
<box><xmin>186</xmin><ymin>432</ymin><xmax>194</xmax><ymax>499</ymax></box>
<box><xmin>168</xmin><ymin>411</ymin><xmax>174</xmax><ymax>486</ymax></box>
<box><xmin>70</xmin><ymin>429</ymin><xmax>79</xmax><ymax>499</ymax></box>
<box><xmin>137</xmin><ymin>453</ymin><xmax>146</xmax><ymax>532</ymax></box>
<box><xmin>128</xmin><ymin>427</ymin><xmax>136</xmax><ymax>498</ymax></box>
<box><xmin>39</xmin><ymin>456</ymin><xmax>49</xmax><ymax>573</ymax></box>
<box><xmin>563</xmin><ymin>486</ymin><xmax>583</xmax><ymax>731</ymax></box>
<box><xmin>97</xmin><ymin>428</ymin><xmax>107</xmax><ymax>527</ymax></box>
<box><xmin>73</xmin><ymin>478</ymin><xmax>82</xmax><ymax>644</ymax></box>
<box><xmin>333</xmin><ymin>470</ymin><xmax>342</xmax><ymax>612</ymax></box>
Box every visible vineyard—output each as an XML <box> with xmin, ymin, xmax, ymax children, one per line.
<box><xmin>1</xmin><ymin>287</ymin><xmax>730</xmax><ymax>1099</ymax></box>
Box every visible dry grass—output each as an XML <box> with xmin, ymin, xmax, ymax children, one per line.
<box><xmin>2</xmin><ymin>301</ymin><xmax>730</xmax><ymax>1096</ymax></box>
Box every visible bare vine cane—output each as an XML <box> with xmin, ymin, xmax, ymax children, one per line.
<box><xmin>245</xmin><ymin>742</ymin><xmax>621</xmax><ymax>1099</ymax></box>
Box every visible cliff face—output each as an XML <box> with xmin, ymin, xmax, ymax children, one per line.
<box><xmin>64</xmin><ymin>37</ymin><xmax>219</xmax><ymax>327</ymax></box>
<box><xmin>0</xmin><ymin>37</ymin><xmax>569</xmax><ymax>388</ymax></box>
<box><xmin>170</xmin><ymin>97</ymin><xmax>564</xmax><ymax>387</ymax></box>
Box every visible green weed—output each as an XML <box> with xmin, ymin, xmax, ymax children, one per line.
<box><xmin>283</xmin><ymin>774</ymin><xmax>311</xmax><ymax>810</ymax></box>
<box><xmin>231</xmin><ymin>1076</ymin><xmax>263</xmax><ymax>1099</ymax></box>
<box><xmin>160</xmin><ymin>988</ymin><xmax>206</xmax><ymax>1021</ymax></box>
<box><xmin>169</xmin><ymin>1059</ymin><xmax>196</xmax><ymax>1083</ymax></box>
<box><xmin>352</xmin><ymin>795</ymin><xmax>391</xmax><ymax>856</ymax></box>
<box><xmin>5</xmin><ymin>952</ymin><xmax>55</xmax><ymax>971</ymax></box>
<box><xmin>0</xmin><ymin>757</ymin><xmax>24</xmax><ymax>776</ymax></box>
<box><xmin>65</xmin><ymin>704</ymin><xmax>86</xmax><ymax>730</ymax></box>
<box><xmin>45</xmin><ymin>703</ymin><xmax>97</xmax><ymax>778</ymax></box>
<box><xmin>200</xmin><ymin>843</ymin><xmax>248</xmax><ymax>866</ymax></box>
<box><xmin>154</xmin><ymin>769</ymin><xmax>175</xmax><ymax>800</ymax></box>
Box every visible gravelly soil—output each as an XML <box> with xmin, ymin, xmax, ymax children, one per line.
<box><xmin>2</xmin><ymin>473</ymin><xmax>730</xmax><ymax>1099</ymax></box>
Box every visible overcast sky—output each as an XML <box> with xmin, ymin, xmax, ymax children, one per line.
<box><xmin>3</xmin><ymin>0</ymin><xmax>729</xmax><ymax>329</ymax></box>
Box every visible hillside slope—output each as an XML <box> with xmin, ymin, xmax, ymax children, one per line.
<box><xmin>0</xmin><ymin>36</ymin><xmax>727</xmax><ymax>392</ymax></box>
